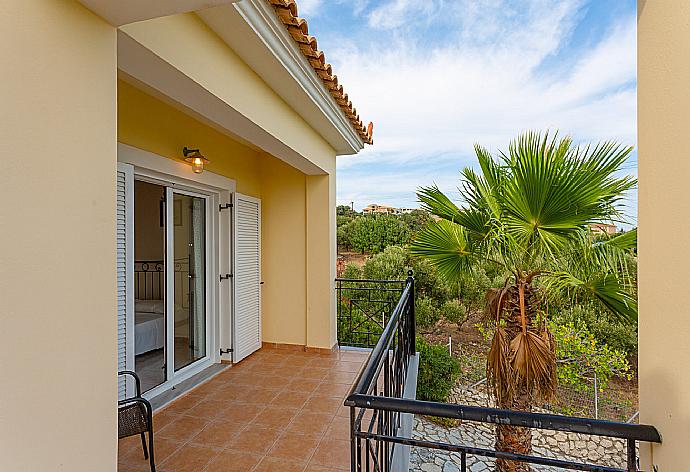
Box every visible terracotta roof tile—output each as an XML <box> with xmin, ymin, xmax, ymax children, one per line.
<box><xmin>266</xmin><ymin>0</ymin><xmax>374</xmax><ymax>145</ymax></box>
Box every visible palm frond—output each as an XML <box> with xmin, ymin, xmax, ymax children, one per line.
<box><xmin>409</xmin><ymin>220</ymin><xmax>475</xmax><ymax>281</ymax></box>
<box><xmin>417</xmin><ymin>185</ymin><xmax>462</xmax><ymax>222</ymax></box>
<box><xmin>544</xmin><ymin>271</ymin><xmax>637</xmax><ymax>322</ymax></box>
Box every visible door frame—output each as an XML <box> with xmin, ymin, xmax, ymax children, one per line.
<box><xmin>165</xmin><ymin>187</ymin><xmax>212</xmax><ymax>381</ymax></box>
<box><xmin>118</xmin><ymin>143</ymin><xmax>235</xmax><ymax>399</ymax></box>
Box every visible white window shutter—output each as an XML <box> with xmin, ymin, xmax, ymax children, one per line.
<box><xmin>117</xmin><ymin>163</ymin><xmax>135</xmax><ymax>399</ymax></box>
<box><xmin>232</xmin><ymin>193</ymin><xmax>262</xmax><ymax>363</ymax></box>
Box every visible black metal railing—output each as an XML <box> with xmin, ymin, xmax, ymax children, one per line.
<box><xmin>336</xmin><ymin>276</ymin><xmax>408</xmax><ymax>348</ymax></box>
<box><xmin>344</xmin><ymin>274</ymin><xmax>662</xmax><ymax>472</ymax></box>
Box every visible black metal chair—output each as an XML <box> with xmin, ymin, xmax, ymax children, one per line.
<box><xmin>118</xmin><ymin>371</ymin><xmax>155</xmax><ymax>472</ymax></box>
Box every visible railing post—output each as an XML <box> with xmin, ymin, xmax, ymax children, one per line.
<box><xmin>626</xmin><ymin>439</ymin><xmax>636</xmax><ymax>472</ymax></box>
<box><xmin>407</xmin><ymin>270</ymin><xmax>416</xmax><ymax>356</ymax></box>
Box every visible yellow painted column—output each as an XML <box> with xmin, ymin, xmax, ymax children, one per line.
<box><xmin>0</xmin><ymin>1</ymin><xmax>117</xmax><ymax>470</ymax></box>
<box><xmin>306</xmin><ymin>172</ymin><xmax>337</xmax><ymax>349</ymax></box>
<box><xmin>638</xmin><ymin>0</ymin><xmax>690</xmax><ymax>468</ymax></box>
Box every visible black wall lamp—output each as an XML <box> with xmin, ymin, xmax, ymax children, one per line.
<box><xmin>182</xmin><ymin>147</ymin><xmax>209</xmax><ymax>174</ymax></box>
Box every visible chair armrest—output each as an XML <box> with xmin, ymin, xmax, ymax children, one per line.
<box><xmin>118</xmin><ymin>396</ymin><xmax>154</xmax><ymax>436</ymax></box>
<box><xmin>118</xmin><ymin>397</ymin><xmax>153</xmax><ymax>422</ymax></box>
<box><xmin>118</xmin><ymin>370</ymin><xmax>142</xmax><ymax>397</ymax></box>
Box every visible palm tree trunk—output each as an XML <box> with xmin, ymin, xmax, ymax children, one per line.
<box><xmin>493</xmin><ymin>282</ymin><xmax>539</xmax><ymax>472</ymax></box>
<box><xmin>495</xmin><ymin>384</ymin><xmax>532</xmax><ymax>472</ymax></box>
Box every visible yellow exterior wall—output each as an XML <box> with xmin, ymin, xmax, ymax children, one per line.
<box><xmin>259</xmin><ymin>156</ymin><xmax>308</xmax><ymax>346</ymax></box>
<box><xmin>638</xmin><ymin>0</ymin><xmax>690</xmax><ymax>468</ymax></box>
<box><xmin>118</xmin><ymin>80</ymin><xmax>262</xmax><ymax>196</ymax></box>
<box><xmin>0</xmin><ymin>1</ymin><xmax>117</xmax><ymax>471</ymax></box>
<box><xmin>120</xmin><ymin>12</ymin><xmax>336</xmax><ymax>174</ymax></box>
<box><xmin>118</xmin><ymin>80</ymin><xmax>334</xmax><ymax>348</ymax></box>
<box><xmin>306</xmin><ymin>174</ymin><xmax>338</xmax><ymax>348</ymax></box>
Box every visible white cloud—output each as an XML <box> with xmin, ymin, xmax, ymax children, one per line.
<box><xmin>328</xmin><ymin>1</ymin><xmax>636</xmax><ymax>168</ymax></box>
<box><xmin>368</xmin><ymin>0</ymin><xmax>440</xmax><ymax>29</ymax></box>
<box><xmin>306</xmin><ymin>1</ymin><xmax>637</xmax><ymax>220</ymax></box>
<box><xmin>296</xmin><ymin>0</ymin><xmax>323</xmax><ymax>17</ymax></box>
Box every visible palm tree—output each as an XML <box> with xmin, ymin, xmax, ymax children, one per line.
<box><xmin>409</xmin><ymin>131</ymin><xmax>637</xmax><ymax>472</ymax></box>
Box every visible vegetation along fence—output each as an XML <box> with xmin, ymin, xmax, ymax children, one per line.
<box><xmin>336</xmin><ymin>276</ymin><xmax>407</xmax><ymax>348</ymax></box>
<box><xmin>344</xmin><ymin>275</ymin><xmax>661</xmax><ymax>472</ymax></box>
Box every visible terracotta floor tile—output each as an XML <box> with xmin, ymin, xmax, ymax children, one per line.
<box><xmin>254</xmin><ymin>457</ymin><xmax>307</xmax><ymax>472</ymax></box>
<box><xmin>234</xmin><ymin>387</ymin><xmax>281</xmax><ymax>405</ymax></box>
<box><xmin>315</xmin><ymin>383</ymin><xmax>351</xmax><ymax>399</ymax></box>
<box><xmin>218</xmin><ymin>403</ymin><xmax>265</xmax><ymax>423</ymax></box>
<box><xmin>270</xmin><ymin>390</ymin><xmax>309</xmax><ymax>409</ymax></box>
<box><xmin>119</xmin><ymin>348</ymin><xmax>365</xmax><ymax>472</ymax></box>
<box><xmin>254</xmin><ymin>374</ymin><xmax>293</xmax><ymax>389</ymax></box>
<box><xmin>205</xmin><ymin>449</ymin><xmax>263</xmax><ymax>472</ymax></box>
<box><xmin>206</xmin><ymin>383</ymin><xmax>246</xmax><ymax>402</ymax></box>
<box><xmin>287</xmin><ymin>378</ymin><xmax>322</xmax><ymax>393</ymax></box>
<box><xmin>323</xmin><ymin>371</ymin><xmax>358</xmax><ymax>385</ymax></box>
<box><xmin>299</xmin><ymin>367</ymin><xmax>330</xmax><ymax>380</ymax></box>
<box><xmin>118</xmin><ymin>462</ymin><xmax>152</xmax><ymax>472</ymax></box>
<box><xmin>325</xmin><ymin>415</ymin><xmax>350</xmax><ymax>438</ymax></box>
<box><xmin>309</xmin><ymin>358</ymin><xmax>339</xmax><ymax>369</ymax></box>
<box><xmin>286</xmin><ymin>356</ymin><xmax>314</xmax><ymax>367</ymax></box>
<box><xmin>232</xmin><ymin>373</ymin><xmax>266</xmax><ymax>387</ymax></box>
<box><xmin>252</xmin><ymin>405</ymin><xmax>299</xmax><ymax>428</ymax></box>
<box><xmin>120</xmin><ymin>437</ymin><xmax>182</xmax><ymax>466</ymax></box>
<box><xmin>275</xmin><ymin>364</ymin><xmax>309</xmax><ymax>377</ymax></box>
<box><xmin>153</xmin><ymin>410</ymin><xmax>180</xmax><ymax>430</ymax></box>
<box><xmin>189</xmin><ymin>419</ymin><xmax>239</xmax><ymax>448</ymax></box>
<box><xmin>337</xmin><ymin>351</ymin><xmax>369</xmax><ymax>362</ymax></box>
<box><xmin>303</xmin><ymin>395</ymin><xmax>343</xmax><ymax>415</ymax></box>
<box><xmin>251</xmin><ymin>354</ymin><xmax>287</xmax><ymax>366</ymax></box>
<box><xmin>250</xmin><ymin>363</ymin><xmax>282</xmax><ymax>375</ymax></box>
<box><xmin>333</xmin><ymin>361</ymin><xmax>363</xmax><ymax>373</ymax></box>
<box><xmin>267</xmin><ymin>433</ymin><xmax>321</xmax><ymax>462</ymax></box>
<box><xmin>285</xmin><ymin>412</ymin><xmax>334</xmax><ymax>438</ymax></box>
<box><xmin>157</xmin><ymin>416</ymin><xmax>210</xmax><ymax>442</ymax></box>
<box><xmin>118</xmin><ymin>434</ymin><xmax>143</xmax><ymax>454</ymax></box>
<box><xmin>165</xmin><ymin>394</ymin><xmax>203</xmax><ymax>413</ymax></box>
<box><xmin>309</xmin><ymin>439</ymin><xmax>351</xmax><ymax>470</ymax></box>
<box><xmin>335</xmin><ymin>406</ymin><xmax>351</xmax><ymax>418</ymax></box>
<box><xmin>304</xmin><ymin>465</ymin><xmax>340</xmax><ymax>472</ymax></box>
<box><xmin>184</xmin><ymin>399</ymin><xmax>231</xmax><ymax>420</ymax></box>
<box><xmin>159</xmin><ymin>443</ymin><xmax>219</xmax><ymax>472</ymax></box>
<box><xmin>190</xmin><ymin>380</ymin><xmax>226</xmax><ymax>397</ymax></box>
<box><xmin>226</xmin><ymin>424</ymin><xmax>282</xmax><ymax>455</ymax></box>
<box><xmin>118</xmin><ymin>441</ymin><xmax>146</xmax><ymax>465</ymax></box>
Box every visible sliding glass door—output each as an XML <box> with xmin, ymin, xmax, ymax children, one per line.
<box><xmin>166</xmin><ymin>188</ymin><xmax>209</xmax><ymax>379</ymax></box>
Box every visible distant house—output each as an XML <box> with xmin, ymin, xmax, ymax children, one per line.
<box><xmin>590</xmin><ymin>223</ymin><xmax>617</xmax><ymax>235</ymax></box>
<box><xmin>363</xmin><ymin>203</ymin><xmax>397</xmax><ymax>214</ymax></box>
<box><xmin>362</xmin><ymin>204</ymin><xmax>419</xmax><ymax>215</ymax></box>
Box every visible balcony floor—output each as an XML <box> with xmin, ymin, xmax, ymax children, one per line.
<box><xmin>118</xmin><ymin>348</ymin><xmax>368</xmax><ymax>472</ymax></box>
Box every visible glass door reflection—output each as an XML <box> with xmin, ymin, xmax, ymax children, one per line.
<box><xmin>172</xmin><ymin>192</ymin><xmax>206</xmax><ymax>371</ymax></box>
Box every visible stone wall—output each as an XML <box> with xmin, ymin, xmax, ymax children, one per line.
<box><xmin>409</xmin><ymin>387</ymin><xmax>627</xmax><ymax>472</ymax></box>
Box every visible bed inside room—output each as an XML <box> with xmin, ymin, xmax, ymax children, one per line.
<box><xmin>134</xmin><ymin>181</ymin><xmax>167</xmax><ymax>393</ymax></box>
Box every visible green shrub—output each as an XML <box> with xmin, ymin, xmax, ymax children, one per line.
<box><xmin>415</xmin><ymin>297</ymin><xmax>439</xmax><ymax>329</ymax></box>
<box><xmin>348</xmin><ymin>215</ymin><xmax>411</xmax><ymax>254</ymax></box>
<box><xmin>416</xmin><ymin>336</ymin><xmax>460</xmax><ymax>402</ymax></box>
<box><xmin>410</xmin><ymin>256</ymin><xmax>453</xmax><ymax>305</ymax></box>
<box><xmin>341</xmin><ymin>263</ymin><xmax>363</xmax><ymax>279</ymax></box>
<box><xmin>554</xmin><ymin>304</ymin><xmax>637</xmax><ymax>353</ymax></box>
<box><xmin>440</xmin><ymin>299</ymin><xmax>467</xmax><ymax>325</ymax></box>
<box><xmin>361</xmin><ymin>246</ymin><xmax>408</xmax><ymax>280</ymax></box>
<box><xmin>551</xmin><ymin>321</ymin><xmax>631</xmax><ymax>392</ymax></box>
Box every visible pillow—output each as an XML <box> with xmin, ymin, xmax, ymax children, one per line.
<box><xmin>135</xmin><ymin>299</ymin><xmax>165</xmax><ymax>314</ymax></box>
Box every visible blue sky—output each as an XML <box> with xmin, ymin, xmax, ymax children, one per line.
<box><xmin>298</xmin><ymin>0</ymin><xmax>638</xmax><ymax>227</ymax></box>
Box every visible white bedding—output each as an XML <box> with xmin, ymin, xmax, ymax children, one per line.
<box><xmin>135</xmin><ymin>311</ymin><xmax>165</xmax><ymax>355</ymax></box>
